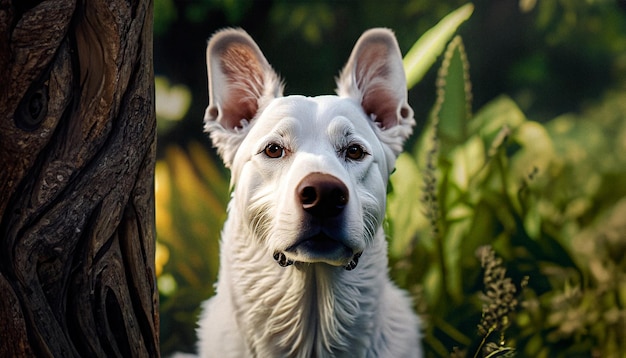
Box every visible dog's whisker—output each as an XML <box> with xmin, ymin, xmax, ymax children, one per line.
<box><xmin>248</xmin><ymin>196</ymin><xmax>276</xmax><ymax>243</ymax></box>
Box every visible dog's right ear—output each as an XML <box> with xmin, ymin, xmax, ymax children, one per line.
<box><xmin>336</xmin><ymin>28</ymin><xmax>415</xmax><ymax>160</ymax></box>
<box><xmin>204</xmin><ymin>28</ymin><xmax>283</xmax><ymax>167</ymax></box>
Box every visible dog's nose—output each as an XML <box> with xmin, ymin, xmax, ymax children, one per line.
<box><xmin>297</xmin><ymin>173</ymin><xmax>349</xmax><ymax>218</ymax></box>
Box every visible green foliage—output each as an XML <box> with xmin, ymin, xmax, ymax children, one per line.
<box><xmin>154</xmin><ymin>0</ymin><xmax>253</xmax><ymax>32</ymax></box>
<box><xmin>403</xmin><ymin>3</ymin><xmax>474</xmax><ymax>89</ymax></box>
<box><xmin>269</xmin><ymin>2</ymin><xmax>335</xmax><ymax>44</ymax></box>
<box><xmin>154</xmin><ymin>0</ymin><xmax>177</xmax><ymax>35</ymax></box>
<box><xmin>475</xmin><ymin>245</ymin><xmax>523</xmax><ymax>358</ymax></box>
<box><xmin>155</xmin><ymin>76</ymin><xmax>192</xmax><ymax>134</ymax></box>
<box><xmin>386</xmin><ymin>24</ymin><xmax>626</xmax><ymax>357</ymax></box>
<box><xmin>155</xmin><ymin>143</ymin><xmax>229</xmax><ymax>354</ymax></box>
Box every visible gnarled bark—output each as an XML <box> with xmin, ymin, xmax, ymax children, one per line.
<box><xmin>0</xmin><ymin>0</ymin><xmax>158</xmax><ymax>356</ymax></box>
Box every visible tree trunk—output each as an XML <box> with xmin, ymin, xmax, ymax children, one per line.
<box><xmin>0</xmin><ymin>0</ymin><xmax>158</xmax><ymax>357</ymax></box>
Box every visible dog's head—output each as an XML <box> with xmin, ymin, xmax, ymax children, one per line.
<box><xmin>204</xmin><ymin>28</ymin><xmax>414</xmax><ymax>270</ymax></box>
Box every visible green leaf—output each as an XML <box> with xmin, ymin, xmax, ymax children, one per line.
<box><xmin>387</xmin><ymin>153</ymin><xmax>428</xmax><ymax>256</ymax></box>
<box><xmin>470</xmin><ymin>95</ymin><xmax>527</xmax><ymax>146</ymax></box>
<box><xmin>403</xmin><ymin>2</ymin><xmax>474</xmax><ymax>89</ymax></box>
<box><xmin>432</xmin><ymin>36</ymin><xmax>473</xmax><ymax>158</ymax></box>
<box><xmin>450</xmin><ymin>136</ymin><xmax>485</xmax><ymax>192</ymax></box>
<box><xmin>509</xmin><ymin>121</ymin><xmax>555</xmax><ymax>187</ymax></box>
<box><xmin>443</xmin><ymin>215</ymin><xmax>472</xmax><ymax>301</ymax></box>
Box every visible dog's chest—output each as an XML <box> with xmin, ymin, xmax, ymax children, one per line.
<box><xmin>243</xmin><ymin>288</ymin><xmax>372</xmax><ymax>356</ymax></box>
<box><xmin>224</xmin><ymin>235</ymin><xmax>379</xmax><ymax>357</ymax></box>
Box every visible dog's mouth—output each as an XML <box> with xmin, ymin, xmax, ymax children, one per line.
<box><xmin>273</xmin><ymin>233</ymin><xmax>362</xmax><ymax>270</ymax></box>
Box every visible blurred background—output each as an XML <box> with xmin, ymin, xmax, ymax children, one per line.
<box><xmin>154</xmin><ymin>1</ymin><xmax>626</xmax><ymax>356</ymax></box>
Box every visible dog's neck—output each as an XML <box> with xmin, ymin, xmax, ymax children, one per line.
<box><xmin>219</xmin><ymin>206</ymin><xmax>389</xmax><ymax>357</ymax></box>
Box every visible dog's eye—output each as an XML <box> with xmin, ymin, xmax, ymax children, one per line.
<box><xmin>264</xmin><ymin>143</ymin><xmax>284</xmax><ymax>158</ymax></box>
<box><xmin>345</xmin><ymin>144</ymin><xmax>366</xmax><ymax>161</ymax></box>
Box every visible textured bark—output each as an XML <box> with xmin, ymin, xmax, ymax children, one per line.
<box><xmin>0</xmin><ymin>0</ymin><xmax>158</xmax><ymax>357</ymax></box>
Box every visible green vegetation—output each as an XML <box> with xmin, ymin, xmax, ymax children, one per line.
<box><xmin>390</xmin><ymin>25</ymin><xmax>626</xmax><ymax>356</ymax></box>
<box><xmin>154</xmin><ymin>1</ymin><xmax>626</xmax><ymax>356</ymax></box>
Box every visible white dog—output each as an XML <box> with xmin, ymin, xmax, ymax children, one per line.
<box><xmin>196</xmin><ymin>28</ymin><xmax>422</xmax><ymax>357</ymax></box>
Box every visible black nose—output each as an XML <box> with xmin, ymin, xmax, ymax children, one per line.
<box><xmin>296</xmin><ymin>173</ymin><xmax>349</xmax><ymax>219</ymax></box>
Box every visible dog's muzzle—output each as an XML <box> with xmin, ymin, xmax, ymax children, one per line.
<box><xmin>272</xmin><ymin>173</ymin><xmax>362</xmax><ymax>270</ymax></box>
<box><xmin>272</xmin><ymin>251</ymin><xmax>363</xmax><ymax>270</ymax></box>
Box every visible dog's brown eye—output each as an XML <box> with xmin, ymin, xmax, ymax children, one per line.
<box><xmin>346</xmin><ymin>144</ymin><xmax>366</xmax><ymax>160</ymax></box>
<box><xmin>264</xmin><ymin>143</ymin><xmax>284</xmax><ymax>158</ymax></box>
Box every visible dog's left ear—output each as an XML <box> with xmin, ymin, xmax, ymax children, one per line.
<box><xmin>204</xmin><ymin>28</ymin><xmax>283</xmax><ymax>168</ymax></box>
<box><xmin>337</xmin><ymin>28</ymin><xmax>415</xmax><ymax>157</ymax></box>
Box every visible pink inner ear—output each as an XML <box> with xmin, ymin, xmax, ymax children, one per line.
<box><xmin>219</xmin><ymin>44</ymin><xmax>265</xmax><ymax>129</ymax></box>
<box><xmin>355</xmin><ymin>43</ymin><xmax>400</xmax><ymax>129</ymax></box>
<box><xmin>362</xmin><ymin>87</ymin><xmax>400</xmax><ymax>129</ymax></box>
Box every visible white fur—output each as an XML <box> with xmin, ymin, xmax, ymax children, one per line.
<box><xmin>195</xmin><ymin>28</ymin><xmax>422</xmax><ymax>357</ymax></box>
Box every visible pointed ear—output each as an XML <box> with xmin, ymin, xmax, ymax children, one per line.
<box><xmin>204</xmin><ymin>28</ymin><xmax>283</xmax><ymax>167</ymax></box>
<box><xmin>336</xmin><ymin>28</ymin><xmax>415</xmax><ymax>156</ymax></box>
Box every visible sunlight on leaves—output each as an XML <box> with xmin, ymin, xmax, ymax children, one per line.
<box><xmin>156</xmin><ymin>142</ymin><xmax>229</xmax><ymax>353</ymax></box>
<box><xmin>388</xmin><ymin>153</ymin><xmax>428</xmax><ymax>257</ymax></box>
<box><xmin>403</xmin><ymin>2</ymin><xmax>474</xmax><ymax>89</ymax></box>
<box><xmin>155</xmin><ymin>76</ymin><xmax>192</xmax><ymax>134</ymax></box>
